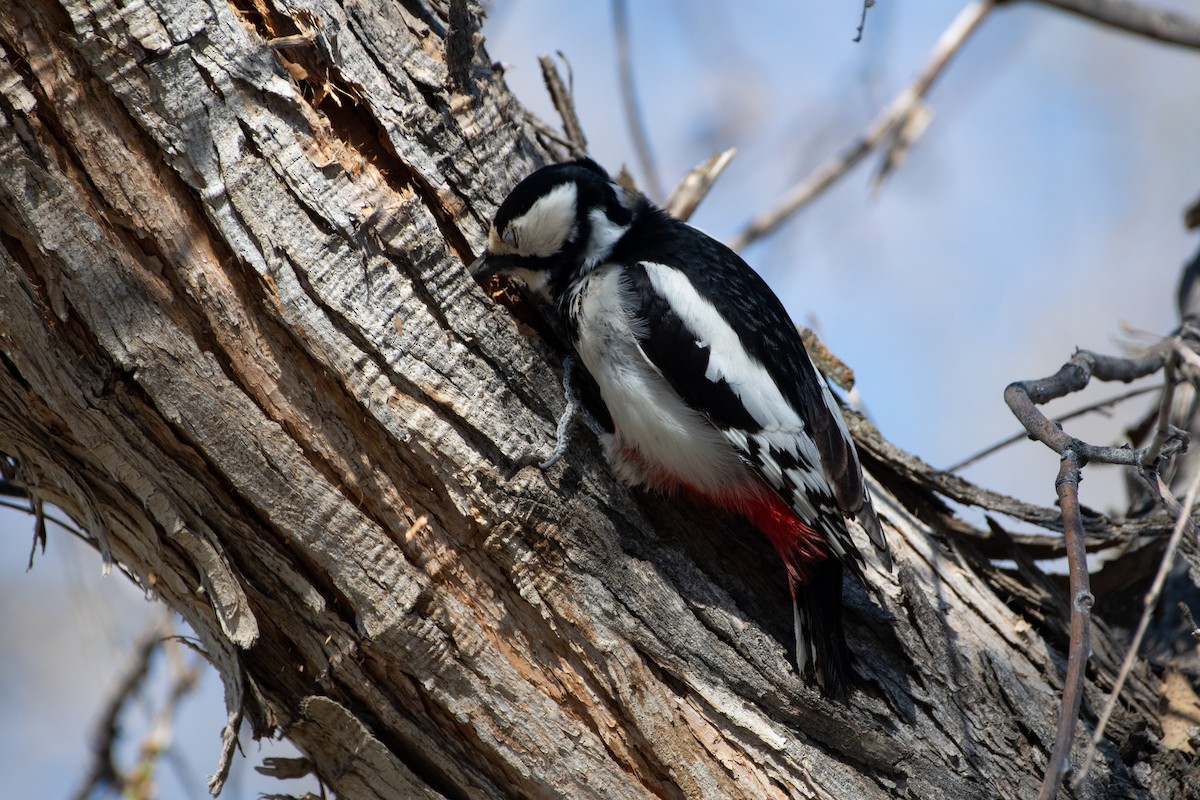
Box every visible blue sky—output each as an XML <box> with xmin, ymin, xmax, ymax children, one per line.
<box><xmin>3</xmin><ymin>2</ymin><xmax>1198</xmax><ymax>797</ymax></box>
<box><xmin>488</xmin><ymin>0</ymin><xmax>1199</xmax><ymax>504</ymax></box>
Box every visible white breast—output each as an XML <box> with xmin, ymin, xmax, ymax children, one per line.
<box><xmin>569</xmin><ymin>266</ymin><xmax>755</xmax><ymax>499</ymax></box>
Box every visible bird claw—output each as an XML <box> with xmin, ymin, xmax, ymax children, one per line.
<box><xmin>537</xmin><ymin>356</ymin><xmax>582</xmax><ymax>470</ymax></box>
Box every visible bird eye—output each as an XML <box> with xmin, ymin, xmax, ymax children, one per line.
<box><xmin>503</xmin><ymin>228</ymin><xmax>519</xmax><ymax>250</ymax></box>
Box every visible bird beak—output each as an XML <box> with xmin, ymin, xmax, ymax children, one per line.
<box><xmin>469</xmin><ymin>252</ymin><xmax>494</xmax><ymax>279</ymax></box>
<box><xmin>470</xmin><ymin>255</ymin><xmax>508</xmax><ymax>283</ymax></box>
<box><xmin>470</xmin><ymin>251</ymin><xmax>519</xmax><ymax>281</ymax></box>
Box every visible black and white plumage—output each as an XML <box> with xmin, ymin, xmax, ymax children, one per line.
<box><xmin>471</xmin><ymin>158</ymin><xmax>889</xmax><ymax>696</ymax></box>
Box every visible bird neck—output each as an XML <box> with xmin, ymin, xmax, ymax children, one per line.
<box><xmin>543</xmin><ymin>197</ymin><xmax>645</xmax><ymax>300</ymax></box>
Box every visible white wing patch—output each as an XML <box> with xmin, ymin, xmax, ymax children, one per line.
<box><xmin>636</xmin><ymin>263</ymin><xmax>859</xmax><ymax>551</ymax></box>
<box><xmin>641</xmin><ymin>263</ymin><xmax>823</xmax><ymax>466</ymax></box>
<box><xmin>570</xmin><ymin>259</ymin><xmax>859</xmax><ymax>564</ymax></box>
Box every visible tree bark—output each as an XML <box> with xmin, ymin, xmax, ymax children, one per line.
<box><xmin>0</xmin><ymin>0</ymin><xmax>1194</xmax><ymax>797</ymax></box>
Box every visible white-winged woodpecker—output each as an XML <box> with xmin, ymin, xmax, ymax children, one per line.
<box><xmin>471</xmin><ymin>158</ymin><xmax>890</xmax><ymax>697</ymax></box>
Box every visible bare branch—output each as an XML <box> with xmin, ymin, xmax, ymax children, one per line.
<box><xmin>1181</xmin><ymin>601</ymin><xmax>1200</xmax><ymax>644</ymax></box>
<box><xmin>850</xmin><ymin>411</ymin><xmax>1102</xmax><ymax>532</ymax></box>
<box><xmin>538</xmin><ymin>53</ymin><xmax>587</xmax><ymax>155</ymax></box>
<box><xmin>1075</xmin><ymin>465</ymin><xmax>1200</xmax><ymax>784</ymax></box>
<box><xmin>521</xmin><ymin>111</ymin><xmax>583</xmax><ymax>161</ymax></box>
<box><xmin>802</xmin><ymin>326</ymin><xmax>856</xmax><ymax>392</ymax></box>
<box><xmin>854</xmin><ymin>0</ymin><xmax>876</xmax><ymax>43</ymax></box>
<box><xmin>664</xmin><ymin>148</ymin><xmax>737</xmax><ymax>222</ymax></box>
<box><xmin>1028</xmin><ymin>0</ymin><xmax>1200</xmax><ymax>50</ymax></box>
<box><xmin>1037</xmin><ymin>451</ymin><xmax>1093</xmax><ymax>800</ymax></box>
<box><xmin>73</xmin><ymin>624</ymin><xmax>162</xmax><ymax>800</ymax></box>
<box><xmin>0</xmin><ymin>495</ymin><xmax>101</xmax><ymax>556</ymax></box>
<box><xmin>0</xmin><ymin>457</ymin><xmax>49</xmax><ymax>567</ymax></box>
<box><xmin>871</xmin><ymin>101</ymin><xmax>932</xmax><ymax>191</ymax></box>
<box><xmin>612</xmin><ymin>0</ymin><xmax>664</xmax><ymax>200</ymax></box>
<box><xmin>1144</xmin><ymin>353</ymin><xmax>1181</xmax><ymax>467</ymax></box>
<box><xmin>947</xmin><ymin>383</ymin><xmax>1164</xmax><ymax>473</ymax></box>
<box><xmin>730</xmin><ymin>0</ymin><xmax>996</xmax><ymax>251</ymax></box>
<box><xmin>1003</xmin><ymin>342</ymin><xmax>1181</xmax><ymax>467</ymax></box>
<box><xmin>1003</xmin><ymin>335</ymin><xmax>1197</xmax><ymax>793</ymax></box>
<box><xmin>851</xmin><ymin>397</ymin><xmax>1191</xmax><ymax>567</ymax></box>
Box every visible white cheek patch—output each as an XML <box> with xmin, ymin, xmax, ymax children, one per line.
<box><xmin>510</xmin><ymin>182</ymin><xmax>579</xmax><ymax>256</ymax></box>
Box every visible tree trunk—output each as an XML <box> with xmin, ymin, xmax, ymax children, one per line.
<box><xmin>0</xmin><ymin>0</ymin><xmax>1193</xmax><ymax>797</ymax></box>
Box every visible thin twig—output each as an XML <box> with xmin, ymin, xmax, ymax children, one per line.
<box><xmin>857</xmin><ymin>406</ymin><xmax>1181</xmax><ymax>557</ymax></box>
<box><xmin>871</xmin><ymin>102</ymin><xmax>933</xmax><ymax>191</ymax></box>
<box><xmin>538</xmin><ymin>53</ymin><xmax>587</xmax><ymax>155</ymax></box>
<box><xmin>0</xmin><ymin>497</ymin><xmax>90</xmax><ymax>541</ymax></box>
<box><xmin>29</xmin><ymin>493</ymin><xmax>47</xmax><ymax>570</ymax></box>
<box><xmin>1029</xmin><ymin>0</ymin><xmax>1200</xmax><ymax>50</ymax></box>
<box><xmin>947</xmin><ymin>383</ymin><xmax>1164</xmax><ymax>472</ymax></box>
<box><xmin>1181</xmin><ymin>601</ymin><xmax>1200</xmax><ymax>644</ymax></box>
<box><xmin>73</xmin><ymin>624</ymin><xmax>163</xmax><ymax>800</ymax></box>
<box><xmin>1073</xmin><ymin>465</ymin><xmax>1200</xmax><ymax>785</ymax></box>
<box><xmin>854</xmin><ymin>0</ymin><xmax>876</xmax><ymax>43</ymax></box>
<box><xmin>0</xmin><ymin>494</ymin><xmax>146</xmax><ymax>590</ymax></box>
<box><xmin>0</xmin><ymin>458</ymin><xmax>50</xmax><ymax>565</ymax></box>
<box><xmin>848</xmin><ymin>410</ymin><xmax>1164</xmax><ymax>540</ymax></box>
<box><xmin>729</xmin><ymin>0</ymin><xmax>996</xmax><ymax>251</ymax></box>
<box><xmin>1003</xmin><ymin>344</ymin><xmax>1180</xmax><ymax>467</ymax></box>
<box><xmin>612</xmin><ymin>0</ymin><xmax>664</xmax><ymax>201</ymax></box>
<box><xmin>664</xmin><ymin>148</ymin><xmax>737</xmax><ymax>222</ymax></box>
<box><xmin>1003</xmin><ymin>338</ymin><xmax>1193</xmax><ymax>795</ymax></box>
<box><xmin>801</xmin><ymin>326</ymin><xmax>856</xmax><ymax>393</ymax></box>
<box><xmin>522</xmin><ymin>111</ymin><xmax>584</xmax><ymax>160</ymax></box>
<box><xmin>1037</xmin><ymin>451</ymin><xmax>1093</xmax><ymax>800</ymax></box>
<box><xmin>1143</xmin><ymin>350</ymin><xmax>1181</xmax><ymax>468</ymax></box>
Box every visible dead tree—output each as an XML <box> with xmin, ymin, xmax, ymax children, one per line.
<box><xmin>0</xmin><ymin>0</ymin><xmax>1196</xmax><ymax>797</ymax></box>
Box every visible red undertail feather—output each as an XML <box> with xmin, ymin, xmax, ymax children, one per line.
<box><xmin>691</xmin><ymin>482</ymin><xmax>850</xmax><ymax>697</ymax></box>
<box><xmin>685</xmin><ymin>482</ymin><xmax>829</xmax><ymax>588</ymax></box>
<box><xmin>736</xmin><ymin>488</ymin><xmax>828</xmax><ymax>588</ymax></box>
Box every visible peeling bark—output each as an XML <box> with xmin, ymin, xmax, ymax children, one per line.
<box><xmin>0</xmin><ymin>0</ymin><xmax>1195</xmax><ymax>797</ymax></box>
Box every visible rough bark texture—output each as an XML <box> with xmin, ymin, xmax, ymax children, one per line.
<box><xmin>0</xmin><ymin>0</ymin><xmax>1194</xmax><ymax>797</ymax></box>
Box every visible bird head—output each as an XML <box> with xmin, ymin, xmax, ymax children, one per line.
<box><xmin>470</xmin><ymin>159</ymin><xmax>635</xmax><ymax>300</ymax></box>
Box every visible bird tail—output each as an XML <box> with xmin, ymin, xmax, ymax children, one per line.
<box><xmin>737</xmin><ymin>488</ymin><xmax>853</xmax><ymax>698</ymax></box>
<box><xmin>794</xmin><ymin>558</ymin><xmax>851</xmax><ymax>699</ymax></box>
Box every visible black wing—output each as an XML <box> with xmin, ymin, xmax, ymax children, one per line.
<box><xmin>613</xmin><ymin>211</ymin><xmax>887</xmax><ymax>562</ymax></box>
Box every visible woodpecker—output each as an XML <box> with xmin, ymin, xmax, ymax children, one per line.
<box><xmin>471</xmin><ymin>158</ymin><xmax>889</xmax><ymax>697</ymax></box>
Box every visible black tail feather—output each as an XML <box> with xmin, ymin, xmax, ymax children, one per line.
<box><xmin>794</xmin><ymin>558</ymin><xmax>851</xmax><ymax>699</ymax></box>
